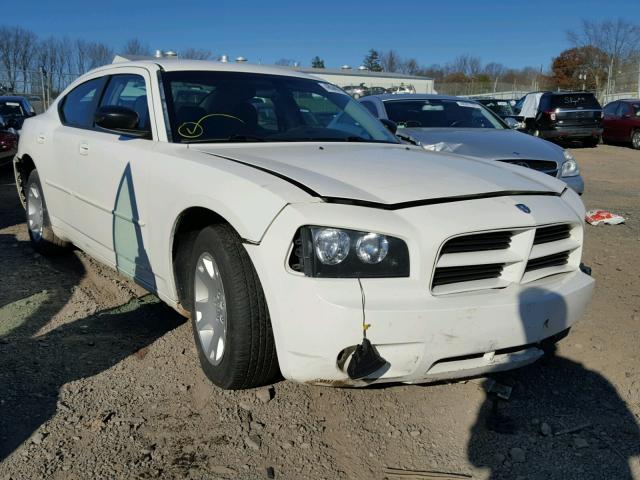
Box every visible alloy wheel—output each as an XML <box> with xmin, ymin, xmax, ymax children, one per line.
<box><xmin>193</xmin><ymin>252</ymin><xmax>228</xmax><ymax>365</ymax></box>
<box><xmin>27</xmin><ymin>184</ymin><xmax>44</xmax><ymax>242</ymax></box>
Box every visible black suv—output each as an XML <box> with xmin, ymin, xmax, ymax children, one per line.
<box><xmin>516</xmin><ymin>92</ymin><xmax>603</xmax><ymax>146</ymax></box>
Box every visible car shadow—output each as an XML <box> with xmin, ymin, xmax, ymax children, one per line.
<box><xmin>0</xmin><ymin>237</ymin><xmax>184</xmax><ymax>460</ymax></box>
<box><xmin>0</xmin><ymin>161</ymin><xmax>22</xmax><ymax>231</ymax></box>
<box><xmin>467</xmin><ymin>287</ymin><xmax>640</xmax><ymax>479</ymax></box>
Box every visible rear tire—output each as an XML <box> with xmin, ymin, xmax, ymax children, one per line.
<box><xmin>631</xmin><ymin>130</ymin><xmax>640</xmax><ymax>150</ymax></box>
<box><xmin>25</xmin><ymin>170</ymin><xmax>68</xmax><ymax>255</ymax></box>
<box><xmin>185</xmin><ymin>224</ymin><xmax>279</xmax><ymax>389</ymax></box>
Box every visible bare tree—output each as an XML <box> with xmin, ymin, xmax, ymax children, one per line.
<box><xmin>399</xmin><ymin>58</ymin><xmax>420</xmax><ymax>75</ymax></box>
<box><xmin>86</xmin><ymin>41</ymin><xmax>113</xmax><ymax>69</ymax></box>
<box><xmin>0</xmin><ymin>26</ymin><xmax>37</xmax><ymax>92</ymax></box>
<box><xmin>122</xmin><ymin>38</ymin><xmax>150</xmax><ymax>56</ymax></box>
<box><xmin>75</xmin><ymin>38</ymin><xmax>90</xmax><ymax>74</ymax></box>
<box><xmin>450</xmin><ymin>54</ymin><xmax>482</xmax><ymax>77</ymax></box>
<box><xmin>567</xmin><ymin>19</ymin><xmax>640</xmax><ymax>66</ymax></box>
<box><xmin>181</xmin><ymin>48</ymin><xmax>212</xmax><ymax>60</ymax></box>
<box><xmin>75</xmin><ymin>39</ymin><xmax>113</xmax><ymax>73</ymax></box>
<box><xmin>380</xmin><ymin>50</ymin><xmax>401</xmax><ymax>72</ymax></box>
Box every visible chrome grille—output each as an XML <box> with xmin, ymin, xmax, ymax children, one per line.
<box><xmin>499</xmin><ymin>159</ymin><xmax>559</xmax><ymax>177</ymax></box>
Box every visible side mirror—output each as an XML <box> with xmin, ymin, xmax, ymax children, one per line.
<box><xmin>504</xmin><ymin>117</ymin><xmax>519</xmax><ymax>129</ymax></box>
<box><xmin>94</xmin><ymin>106</ymin><xmax>148</xmax><ymax>137</ymax></box>
<box><xmin>379</xmin><ymin>118</ymin><xmax>398</xmax><ymax>134</ymax></box>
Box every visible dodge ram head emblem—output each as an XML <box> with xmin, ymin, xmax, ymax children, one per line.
<box><xmin>516</xmin><ymin>204</ymin><xmax>531</xmax><ymax>214</ymax></box>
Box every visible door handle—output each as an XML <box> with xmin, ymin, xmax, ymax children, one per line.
<box><xmin>37</xmin><ymin>134</ymin><xmax>46</xmax><ymax>144</ymax></box>
<box><xmin>79</xmin><ymin>142</ymin><xmax>89</xmax><ymax>155</ymax></box>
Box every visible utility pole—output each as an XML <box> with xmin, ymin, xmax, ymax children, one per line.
<box><xmin>606</xmin><ymin>57</ymin><xmax>614</xmax><ymax>102</ymax></box>
<box><xmin>40</xmin><ymin>67</ymin><xmax>47</xmax><ymax>112</ymax></box>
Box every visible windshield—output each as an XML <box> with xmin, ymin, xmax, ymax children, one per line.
<box><xmin>478</xmin><ymin>100</ymin><xmax>515</xmax><ymax>117</ymax></box>
<box><xmin>161</xmin><ymin>71</ymin><xmax>398</xmax><ymax>144</ymax></box>
<box><xmin>383</xmin><ymin>99</ymin><xmax>505</xmax><ymax>129</ymax></box>
<box><xmin>0</xmin><ymin>101</ymin><xmax>25</xmax><ymax>117</ymax></box>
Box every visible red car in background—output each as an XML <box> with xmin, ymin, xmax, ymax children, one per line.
<box><xmin>602</xmin><ymin>99</ymin><xmax>640</xmax><ymax>149</ymax></box>
<box><xmin>0</xmin><ymin>115</ymin><xmax>18</xmax><ymax>165</ymax></box>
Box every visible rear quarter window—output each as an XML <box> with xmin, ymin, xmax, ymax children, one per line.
<box><xmin>60</xmin><ymin>77</ymin><xmax>106</xmax><ymax>128</ymax></box>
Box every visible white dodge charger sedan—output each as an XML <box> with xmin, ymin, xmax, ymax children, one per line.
<box><xmin>14</xmin><ymin>59</ymin><xmax>594</xmax><ymax>389</ymax></box>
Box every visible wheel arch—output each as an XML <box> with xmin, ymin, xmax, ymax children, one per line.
<box><xmin>170</xmin><ymin>206</ymin><xmax>242</xmax><ymax>315</ymax></box>
<box><xmin>13</xmin><ymin>153</ymin><xmax>37</xmax><ymax>208</ymax></box>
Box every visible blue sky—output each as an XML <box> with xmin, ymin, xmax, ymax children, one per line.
<box><xmin>10</xmin><ymin>0</ymin><xmax>640</xmax><ymax>70</ymax></box>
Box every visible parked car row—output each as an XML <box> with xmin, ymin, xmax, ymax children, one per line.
<box><xmin>342</xmin><ymin>83</ymin><xmax>416</xmax><ymax>99</ymax></box>
<box><xmin>472</xmin><ymin>91</ymin><xmax>640</xmax><ymax>150</ymax></box>
<box><xmin>359</xmin><ymin>94</ymin><xmax>584</xmax><ymax>193</ymax></box>
<box><xmin>602</xmin><ymin>99</ymin><xmax>640</xmax><ymax>149</ymax></box>
<box><xmin>0</xmin><ymin>117</ymin><xmax>18</xmax><ymax>164</ymax></box>
<box><xmin>0</xmin><ymin>95</ymin><xmax>38</xmax><ymax>166</ymax></box>
<box><xmin>14</xmin><ymin>59</ymin><xmax>594</xmax><ymax>390</ymax></box>
<box><xmin>0</xmin><ymin>95</ymin><xmax>37</xmax><ymax>130</ymax></box>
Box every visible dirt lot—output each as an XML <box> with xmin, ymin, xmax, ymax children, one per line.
<box><xmin>0</xmin><ymin>145</ymin><xmax>639</xmax><ymax>480</ymax></box>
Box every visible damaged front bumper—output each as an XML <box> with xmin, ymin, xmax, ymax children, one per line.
<box><xmin>246</xmin><ymin>196</ymin><xmax>594</xmax><ymax>387</ymax></box>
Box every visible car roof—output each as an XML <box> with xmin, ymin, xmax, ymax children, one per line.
<box><xmin>364</xmin><ymin>94</ymin><xmax>476</xmax><ymax>102</ymax></box>
<box><xmin>93</xmin><ymin>59</ymin><xmax>317</xmax><ymax>81</ymax></box>
<box><xmin>0</xmin><ymin>95</ymin><xmax>28</xmax><ymax>102</ymax></box>
<box><xmin>617</xmin><ymin>98</ymin><xmax>640</xmax><ymax>103</ymax></box>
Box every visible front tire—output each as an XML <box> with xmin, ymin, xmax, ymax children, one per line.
<box><xmin>186</xmin><ymin>224</ymin><xmax>279</xmax><ymax>389</ymax></box>
<box><xmin>25</xmin><ymin>170</ymin><xmax>68</xmax><ymax>254</ymax></box>
<box><xmin>631</xmin><ymin>130</ymin><xmax>640</xmax><ymax>150</ymax></box>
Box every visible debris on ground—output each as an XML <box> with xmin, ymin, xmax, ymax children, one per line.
<box><xmin>585</xmin><ymin>209</ymin><xmax>625</xmax><ymax>225</ymax></box>
<box><xmin>554</xmin><ymin>422</ymin><xmax>592</xmax><ymax>437</ymax></box>
<box><xmin>383</xmin><ymin>467</ymin><xmax>472</xmax><ymax>479</ymax></box>
<box><xmin>485</xmin><ymin>379</ymin><xmax>513</xmax><ymax>401</ymax></box>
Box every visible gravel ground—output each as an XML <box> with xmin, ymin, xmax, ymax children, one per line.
<box><xmin>0</xmin><ymin>144</ymin><xmax>639</xmax><ymax>480</ymax></box>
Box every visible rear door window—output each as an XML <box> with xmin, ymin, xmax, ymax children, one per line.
<box><xmin>60</xmin><ymin>77</ymin><xmax>106</xmax><ymax>128</ymax></box>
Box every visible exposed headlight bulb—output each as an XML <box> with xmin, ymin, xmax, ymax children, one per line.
<box><xmin>356</xmin><ymin>233</ymin><xmax>389</xmax><ymax>264</ymax></box>
<box><xmin>312</xmin><ymin>228</ymin><xmax>350</xmax><ymax>265</ymax></box>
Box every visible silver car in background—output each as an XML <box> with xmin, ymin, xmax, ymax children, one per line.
<box><xmin>359</xmin><ymin>94</ymin><xmax>584</xmax><ymax>194</ymax></box>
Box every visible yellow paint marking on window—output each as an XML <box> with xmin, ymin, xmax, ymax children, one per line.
<box><xmin>177</xmin><ymin>113</ymin><xmax>246</xmax><ymax>138</ymax></box>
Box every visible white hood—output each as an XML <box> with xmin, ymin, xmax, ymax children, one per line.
<box><xmin>191</xmin><ymin>143</ymin><xmax>566</xmax><ymax>206</ymax></box>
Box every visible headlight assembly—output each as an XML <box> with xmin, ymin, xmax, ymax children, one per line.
<box><xmin>561</xmin><ymin>151</ymin><xmax>580</xmax><ymax>177</ymax></box>
<box><xmin>289</xmin><ymin>226</ymin><xmax>409</xmax><ymax>278</ymax></box>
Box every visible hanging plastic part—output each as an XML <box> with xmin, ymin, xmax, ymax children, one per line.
<box><xmin>347</xmin><ymin>279</ymin><xmax>387</xmax><ymax>380</ymax></box>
